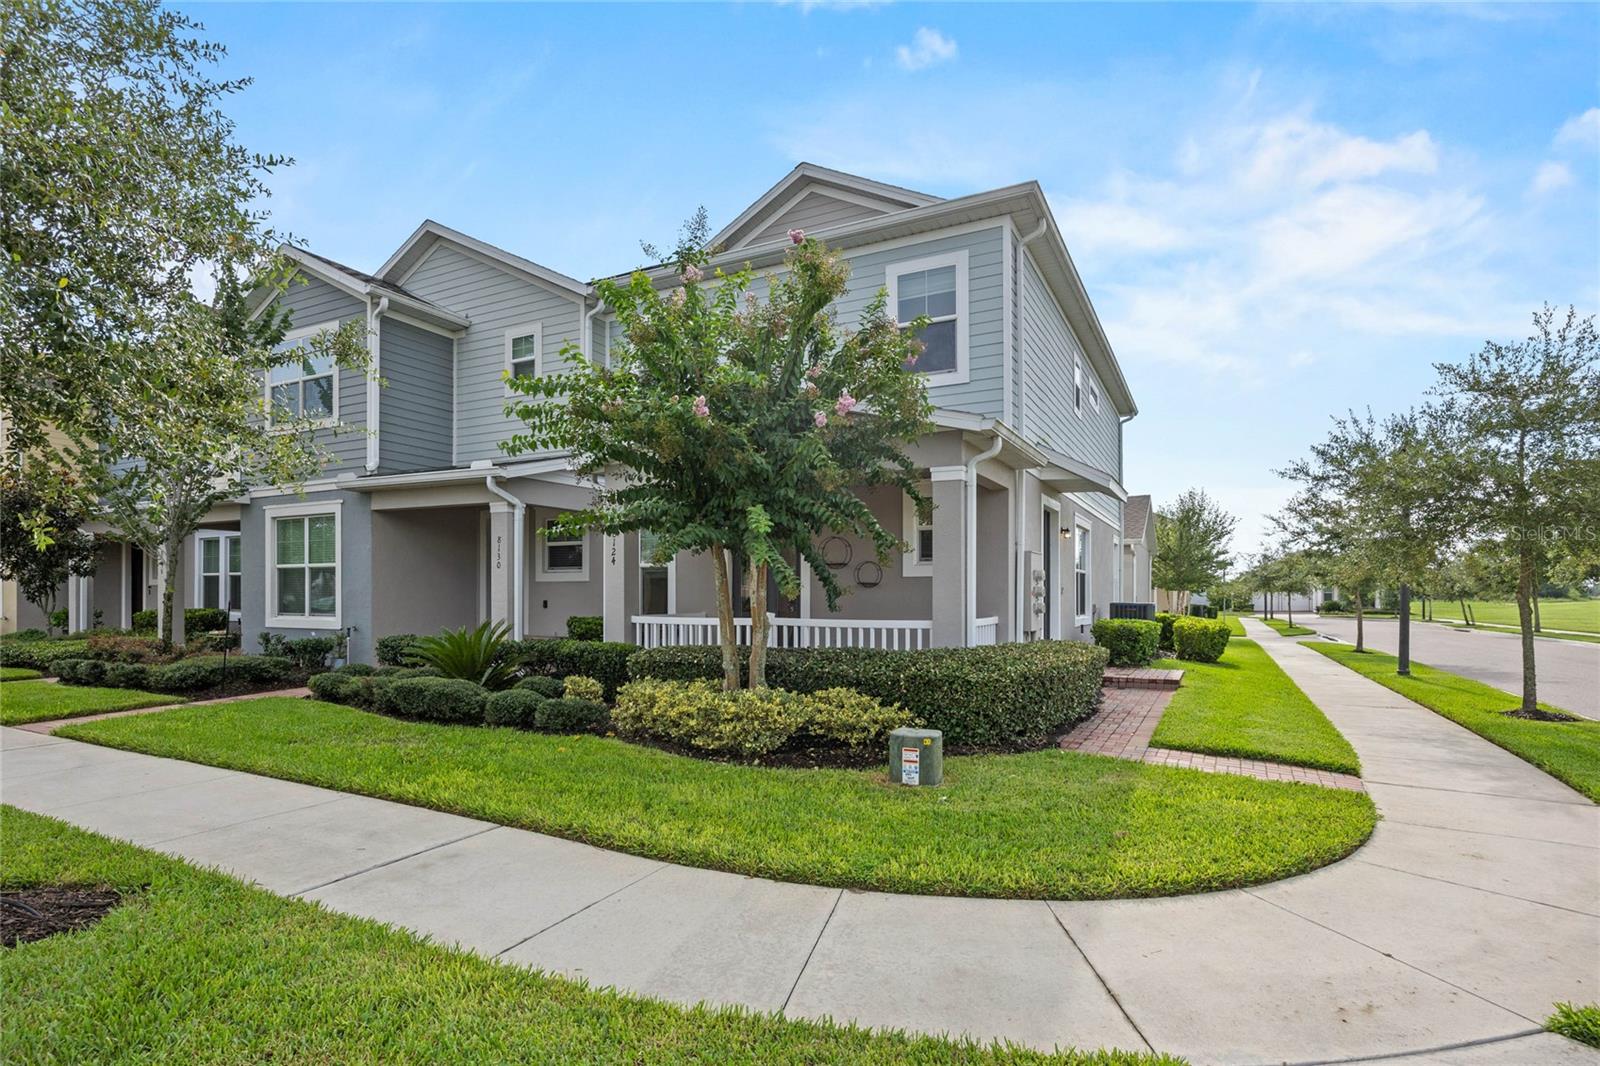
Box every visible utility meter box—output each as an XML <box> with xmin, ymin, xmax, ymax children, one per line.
<box><xmin>889</xmin><ymin>728</ymin><xmax>943</xmax><ymax>787</ymax></box>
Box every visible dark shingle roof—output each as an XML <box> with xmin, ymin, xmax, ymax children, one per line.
<box><xmin>1124</xmin><ymin>494</ymin><xmax>1152</xmax><ymax>540</ymax></box>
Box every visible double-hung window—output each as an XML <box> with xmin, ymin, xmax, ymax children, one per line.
<box><xmin>887</xmin><ymin>250</ymin><xmax>968</xmax><ymax>385</ymax></box>
<box><xmin>267</xmin><ymin>325</ymin><xmax>338</xmax><ymax>424</ymax></box>
<box><xmin>639</xmin><ymin>529</ymin><xmax>671</xmax><ymax>614</ymax></box>
<box><xmin>505</xmin><ymin>323</ymin><xmax>542</xmax><ymax>386</ymax></box>
<box><xmin>197</xmin><ymin>534</ymin><xmax>242</xmax><ymax>614</ymax></box>
<box><xmin>537</xmin><ymin>515</ymin><xmax>587</xmax><ymax>581</ymax></box>
<box><xmin>1074</xmin><ymin>522</ymin><xmax>1091</xmax><ymax>624</ymax></box>
<box><xmin>902</xmin><ymin>483</ymin><xmax>934</xmax><ymax>576</ymax></box>
<box><xmin>266</xmin><ymin>503</ymin><xmax>340</xmax><ymax>628</ymax></box>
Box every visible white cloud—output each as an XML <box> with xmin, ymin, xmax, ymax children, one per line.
<box><xmin>1530</xmin><ymin>160</ymin><xmax>1574</xmax><ymax>195</ymax></box>
<box><xmin>1554</xmin><ymin>107</ymin><xmax>1600</xmax><ymax>150</ymax></box>
<box><xmin>1231</xmin><ymin>117</ymin><xmax>1438</xmax><ymax>191</ymax></box>
<box><xmin>895</xmin><ymin>27</ymin><xmax>957</xmax><ymax>71</ymax></box>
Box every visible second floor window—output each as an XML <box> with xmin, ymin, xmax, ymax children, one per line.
<box><xmin>887</xmin><ymin>250</ymin><xmax>968</xmax><ymax>385</ymax></box>
<box><xmin>505</xmin><ymin>323</ymin><xmax>543</xmax><ymax>385</ymax></box>
<box><xmin>269</xmin><ymin>351</ymin><xmax>335</xmax><ymax>422</ymax></box>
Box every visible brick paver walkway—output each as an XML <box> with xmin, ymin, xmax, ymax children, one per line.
<box><xmin>1060</xmin><ymin>686</ymin><xmax>1365</xmax><ymax>791</ymax></box>
<box><xmin>15</xmin><ymin>686</ymin><xmax>311</xmax><ymax>734</ymax></box>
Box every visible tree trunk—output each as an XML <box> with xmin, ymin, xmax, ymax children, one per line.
<box><xmin>159</xmin><ymin>534</ymin><xmax>186</xmax><ymax>649</ymax></box>
<box><xmin>748</xmin><ymin>560</ymin><xmax>769</xmax><ymax>689</ymax></box>
<box><xmin>1287</xmin><ymin>594</ymin><xmax>1294</xmax><ymax>627</ymax></box>
<box><xmin>1533</xmin><ymin>589</ymin><xmax>1542</xmax><ymax>633</ymax></box>
<box><xmin>1354</xmin><ymin>598</ymin><xmax>1365</xmax><ymax>653</ymax></box>
<box><xmin>1515</xmin><ymin>544</ymin><xmax>1538</xmax><ymax>712</ymax></box>
<box><xmin>710</xmin><ymin>545</ymin><xmax>740</xmax><ymax>691</ymax></box>
<box><xmin>1459</xmin><ymin>596</ymin><xmax>1470</xmax><ymax>627</ymax></box>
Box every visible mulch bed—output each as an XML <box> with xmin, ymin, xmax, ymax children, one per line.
<box><xmin>1</xmin><ymin>886</ymin><xmax>123</xmax><ymax>947</ymax></box>
<box><xmin>1501</xmin><ymin>708</ymin><xmax>1580</xmax><ymax>723</ymax></box>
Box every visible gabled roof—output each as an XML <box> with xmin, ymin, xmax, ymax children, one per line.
<box><xmin>377</xmin><ymin>219</ymin><xmax>588</xmax><ymax>299</ymax></box>
<box><xmin>1123</xmin><ymin>495</ymin><xmax>1152</xmax><ymax>541</ymax></box>
<box><xmin>250</xmin><ymin>246</ymin><xmax>470</xmax><ymax>331</ymax></box>
<box><xmin>709</xmin><ymin>163</ymin><xmax>942</xmax><ymax>252</ymax></box>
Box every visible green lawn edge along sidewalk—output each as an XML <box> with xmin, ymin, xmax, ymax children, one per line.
<box><xmin>1150</xmin><ymin>639</ymin><xmax>1360</xmax><ymax>775</ymax></box>
<box><xmin>60</xmin><ymin>698</ymin><xmax>1377</xmax><ymax>901</ymax></box>
<box><xmin>1306</xmin><ymin>643</ymin><xmax>1600</xmax><ymax>802</ymax></box>
<box><xmin>0</xmin><ymin>667</ymin><xmax>43</xmax><ymax>682</ymax></box>
<box><xmin>0</xmin><ymin>679</ymin><xmax>176</xmax><ymax>726</ymax></box>
<box><xmin>1547</xmin><ymin>1003</ymin><xmax>1600</xmax><ymax>1050</ymax></box>
<box><xmin>1260</xmin><ymin>617</ymin><xmax>1315</xmax><ymax>638</ymax></box>
<box><xmin>0</xmin><ymin>807</ymin><xmax>1181</xmax><ymax>1066</ymax></box>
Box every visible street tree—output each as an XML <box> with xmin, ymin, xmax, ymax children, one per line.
<box><xmin>1151</xmin><ymin>489</ymin><xmax>1236</xmax><ymax>615</ymax></box>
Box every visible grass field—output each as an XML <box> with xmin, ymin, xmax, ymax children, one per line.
<box><xmin>1413</xmin><ymin>598</ymin><xmax>1600</xmax><ymax>634</ymax></box>
<box><xmin>0</xmin><ymin>807</ymin><xmax>1178</xmax><ymax>1066</ymax></box>
<box><xmin>0</xmin><ymin>667</ymin><xmax>42</xmax><ymax>682</ymax></box>
<box><xmin>1220</xmin><ymin>614</ymin><xmax>1247</xmax><ymax>637</ymax></box>
<box><xmin>60</xmin><ymin>698</ymin><xmax>1376</xmax><ymax>900</ymax></box>
<box><xmin>0</xmin><ymin>680</ymin><xmax>175</xmax><ymax>726</ymax></box>
<box><xmin>1306</xmin><ymin>643</ymin><xmax>1600</xmax><ymax>801</ymax></box>
<box><xmin>1151</xmin><ymin>640</ymin><xmax>1360</xmax><ymax>774</ymax></box>
<box><xmin>1260</xmin><ymin>617</ymin><xmax>1315</xmax><ymax>637</ymax></box>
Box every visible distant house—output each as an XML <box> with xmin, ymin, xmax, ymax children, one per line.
<box><xmin>61</xmin><ymin>164</ymin><xmax>1150</xmax><ymax>658</ymax></box>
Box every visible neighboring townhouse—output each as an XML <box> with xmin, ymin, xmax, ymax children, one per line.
<box><xmin>1119</xmin><ymin>495</ymin><xmax>1155</xmax><ymax>605</ymax></box>
<box><xmin>60</xmin><ymin>164</ymin><xmax>1149</xmax><ymax>661</ymax></box>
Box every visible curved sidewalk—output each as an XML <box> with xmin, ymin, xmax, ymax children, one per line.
<box><xmin>2</xmin><ymin>629</ymin><xmax>1596</xmax><ymax>1065</ymax></box>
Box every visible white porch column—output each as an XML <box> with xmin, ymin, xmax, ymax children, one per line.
<box><xmin>66</xmin><ymin>574</ymin><xmax>88</xmax><ymax>632</ymax></box>
<box><xmin>930</xmin><ymin>465</ymin><xmax>969</xmax><ymax>648</ymax></box>
<box><xmin>487</xmin><ymin>502</ymin><xmax>516</xmax><ymax>632</ymax></box>
<box><xmin>602</xmin><ymin>532</ymin><xmax>634</xmax><ymax>643</ymax></box>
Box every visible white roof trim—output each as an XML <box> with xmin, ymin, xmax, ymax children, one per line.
<box><xmin>710</xmin><ymin>162</ymin><xmax>941</xmax><ymax>251</ymax></box>
<box><xmin>339</xmin><ymin>457</ymin><xmax>574</xmax><ymax>492</ymax></box>
<box><xmin>377</xmin><ymin>220</ymin><xmax>589</xmax><ymax>299</ymax></box>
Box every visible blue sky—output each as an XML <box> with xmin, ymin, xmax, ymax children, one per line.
<box><xmin>190</xmin><ymin>1</ymin><xmax>1599</xmax><ymax>556</ymax></box>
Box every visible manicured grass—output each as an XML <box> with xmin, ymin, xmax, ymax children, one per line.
<box><xmin>1260</xmin><ymin>617</ymin><xmax>1315</xmax><ymax>637</ymax></box>
<box><xmin>0</xmin><ymin>680</ymin><xmax>175</xmax><ymax>726</ymax></box>
<box><xmin>1548</xmin><ymin>1003</ymin><xmax>1600</xmax><ymax>1049</ymax></box>
<box><xmin>1307</xmin><ymin>643</ymin><xmax>1600</xmax><ymax>801</ymax></box>
<box><xmin>1422</xmin><ymin>618</ymin><xmax>1600</xmax><ymax>645</ymax></box>
<box><xmin>1150</xmin><ymin>640</ymin><xmax>1360</xmax><ymax>774</ymax></box>
<box><xmin>1414</xmin><ymin>597</ymin><xmax>1600</xmax><ymax>634</ymax></box>
<box><xmin>61</xmin><ymin>698</ymin><xmax>1377</xmax><ymax>900</ymax></box>
<box><xmin>1220</xmin><ymin>614</ymin><xmax>1247</xmax><ymax>637</ymax></box>
<box><xmin>0</xmin><ymin>807</ymin><xmax>1176</xmax><ymax>1065</ymax></box>
<box><xmin>0</xmin><ymin>667</ymin><xmax>42</xmax><ymax>681</ymax></box>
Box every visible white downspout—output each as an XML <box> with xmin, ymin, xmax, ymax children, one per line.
<box><xmin>484</xmin><ymin>474</ymin><xmax>526</xmax><ymax>640</ymax></box>
<box><xmin>1016</xmin><ymin>218</ymin><xmax>1047</xmax><ymax>438</ymax></box>
<box><xmin>365</xmin><ymin>295</ymin><xmax>389</xmax><ymax>473</ymax></box>
<box><xmin>582</xmin><ymin>299</ymin><xmax>605</xmax><ymax>365</ymax></box>
<box><xmin>1014</xmin><ymin>466</ymin><xmax>1027</xmax><ymax>641</ymax></box>
<box><xmin>966</xmin><ymin>432</ymin><xmax>1004</xmax><ymax>646</ymax></box>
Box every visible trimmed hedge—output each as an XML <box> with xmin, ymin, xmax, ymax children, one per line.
<box><xmin>1154</xmin><ymin>612</ymin><xmax>1179</xmax><ymax>651</ymax></box>
<box><xmin>517</xmin><ymin>639</ymin><xmax>634</xmax><ymax>700</ymax></box>
<box><xmin>1090</xmin><ymin>619</ymin><xmax>1160</xmax><ymax>667</ymax></box>
<box><xmin>626</xmin><ymin>641</ymin><xmax>1108</xmax><ymax>747</ymax></box>
<box><xmin>535</xmin><ymin>697</ymin><xmax>608</xmax><ymax>733</ymax></box>
<box><xmin>562</xmin><ymin>675</ymin><xmax>604</xmax><ymax>702</ymax></box>
<box><xmin>612</xmin><ymin>679</ymin><xmax>911</xmax><ymax>757</ymax></box>
<box><xmin>1173</xmin><ymin>617</ymin><xmax>1231</xmax><ymax>663</ymax></box>
<box><xmin>375</xmin><ymin>634</ymin><xmax>421</xmax><ymax>667</ymax></box>
<box><xmin>130</xmin><ymin>607</ymin><xmax>228</xmax><ymax>633</ymax></box>
<box><xmin>383</xmin><ymin>676</ymin><xmax>487</xmax><ymax>724</ymax></box>
<box><xmin>57</xmin><ymin>654</ymin><xmax>294</xmax><ymax>693</ymax></box>
<box><xmin>565</xmin><ymin>615</ymin><xmax>604</xmax><ymax>641</ymax></box>
<box><xmin>258</xmin><ymin>634</ymin><xmax>336</xmax><ymax>670</ymax></box>
<box><xmin>515</xmin><ymin>675</ymin><xmax>565</xmax><ymax>698</ymax></box>
<box><xmin>485</xmin><ymin>688</ymin><xmax>546</xmax><ymax>729</ymax></box>
<box><xmin>309</xmin><ymin>664</ymin><xmax>441</xmax><ymax>709</ymax></box>
<box><xmin>0</xmin><ymin>639</ymin><xmax>89</xmax><ymax>671</ymax></box>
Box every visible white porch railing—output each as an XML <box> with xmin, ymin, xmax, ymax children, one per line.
<box><xmin>974</xmin><ymin>617</ymin><xmax>999</xmax><ymax>646</ymax></box>
<box><xmin>632</xmin><ymin>614</ymin><xmax>937</xmax><ymax>650</ymax></box>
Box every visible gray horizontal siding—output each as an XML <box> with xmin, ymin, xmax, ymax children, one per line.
<box><xmin>747</xmin><ymin>191</ymin><xmax>887</xmax><ymax>245</ymax></box>
<box><xmin>400</xmin><ymin>244</ymin><xmax>582</xmax><ymax>465</ymax></box>
<box><xmin>378</xmin><ymin>317</ymin><xmax>453</xmax><ymax>473</ymax></box>
<box><xmin>267</xmin><ymin>274</ymin><xmax>369</xmax><ymax>476</ymax></box>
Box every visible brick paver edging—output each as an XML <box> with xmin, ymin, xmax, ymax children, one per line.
<box><xmin>1059</xmin><ymin>687</ymin><xmax>1365</xmax><ymax>791</ymax></box>
<box><xmin>16</xmin><ymin>686</ymin><xmax>312</xmax><ymax>734</ymax></box>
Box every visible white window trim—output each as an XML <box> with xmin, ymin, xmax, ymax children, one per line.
<box><xmin>193</xmin><ymin>532</ymin><xmax>242</xmax><ymax>619</ymax></box>
<box><xmin>263</xmin><ymin>500</ymin><xmax>342</xmax><ymax>630</ymax></box>
<box><xmin>902</xmin><ymin>482</ymin><xmax>934</xmax><ymax>577</ymax></box>
<box><xmin>535</xmin><ymin>512</ymin><xmax>589</xmax><ymax>583</ymax></box>
<box><xmin>1074</xmin><ymin>517</ymin><xmax>1092</xmax><ymax>626</ymax></box>
<box><xmin>638</xmin><ymin>532</ymin><xmax>677</xmax><ymax>614</ymax></box>
<box><xmin>1073</xmin><ymin>357</ymin><xmax>1084</xmax><ymax>416</ymax></box>
<box><xmin>503</xmin><ymin>322</ymin><xmax>543</xmax><ymax>393</ymax></box>
<box><xmin>886</xmin><ymin>249</ymin><xmax>969</xmax><ymax>388</ymax></box>
<box><xmin>265</xmin><ymin>319</ymin><xmax>342</xmax><ymax>429</ymax></box>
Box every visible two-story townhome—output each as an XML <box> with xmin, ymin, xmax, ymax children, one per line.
<box><xmin>55</xmin><ymin>165</ymin><xmax>1147</xmax><ymax>661</ymax></box>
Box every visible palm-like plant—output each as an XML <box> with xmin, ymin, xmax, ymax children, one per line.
<box><xmin>407</xmin><ymin>621</ymin><xmax>519</xmax><ymax>690</ymax></box>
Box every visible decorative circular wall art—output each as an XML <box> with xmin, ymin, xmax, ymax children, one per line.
<box><xmin>855</xmin><ymin>560</ymin><xmax>883</xmax><ymax>588</ymax></box>
<box><xmin>822</xmin><ymin>536</ymin><xmax>852</xmax><ymax>570</ymax></box>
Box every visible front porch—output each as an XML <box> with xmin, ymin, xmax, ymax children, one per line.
<box><xmin>630</xmin><ymin>613</ymin><xmax>1000</xmax><ymax>651</ymax></box>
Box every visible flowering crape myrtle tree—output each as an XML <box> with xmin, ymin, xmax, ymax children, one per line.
<box><xmin>505</xmin><ymin>225</ymin><xmax>933</xmax><ymax>690</ymax></box>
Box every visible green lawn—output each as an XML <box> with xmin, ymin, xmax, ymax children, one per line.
<box><xmin>1548</xmin><ymin>1003</ymin><xmax>1600</xmax><ymax>1049</ymax></box>
<box><xmin>1260</xmin><ymin>617</ymin><xmax>1315</xmax><ymax>637</ymax></box>
<box><xmin>1306</xmin><ymin>643</ymin><xmax>1600</xmax><ymax>801</ymax></box>
<box><xmin>60</xmin><ymin>698</ymin><xmax>1377</xmax><ymax>900</ymax></box>
<box><xmin>0</xmin><ymin>680</ymin><xmax>175</xmax><ymax>726</ymax></box>
<box><xmin>1420</xmin><ymin>618</ymin><xmax>1600</xmax><ymax>646</ymax></box>
<box><xmin>0</xmin><ymin>667</ymin><xmax>42</xmax><ymax>682</ymax></box>
<box><xmin>1220</xmin><ymin>614</ymin><xmax>1247</xmax><ymax>637</ymax></box>
<box><xmin>1414</xmin><ymin>597</ymin><xmax>1600</xmax><ymax>634</ymax></box>
<box><xmin>0</xmin><ymin>807</ymin><xmax>1177</xmax><ymax>1066</ymax></box>
<box><xmin>1150</xmin><ymin>640</ymin><xmax>1360</xmax><ymax>774</ymax></box>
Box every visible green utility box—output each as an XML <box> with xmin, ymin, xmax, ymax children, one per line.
<box><xmin>889</xmin><ymin>728</ymin><xmax>943</xmax><ymax>787</ymax></box>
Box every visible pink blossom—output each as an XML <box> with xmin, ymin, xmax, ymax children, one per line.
<box><xmin>805</xmin><ymin>364</ymin><xmax>823</xmax><ymax>380</ymax></box>
<box><xmin>788</xmin><ymin>228</ymin><xmax>805</xmax><ymax>245</ymax></box>
<box><xmin>692</xmin><ymin>395</ymin><xmax>709</xmax><ymax>419</ymax></box>
<box><xmin>668</xmin><ymin>288</ymin><xmax>686</xmax><ymax>308</ymax></box>
<box><xmin>834</xmin><ymin>391</ymin><xmax>857</xmax><ymax>416</ymax></box>
<box><xmin>744</xmin><ymin>292</ymin><xmax>758</xmax><ymax>311</ymax></box>
<box><xmin>802</xmin><ymin>380</ymin><xmax>819</xmax><ymax>396</ymax></box>
<box><xmin>681</xmin><ymin>263</ymin><xmax>703</xmax><ymax>284</ymax></box>
<box><xmin>813</xmin><ymin>410</ymin><xmax>827</xmax><ymax>428</ymax></box>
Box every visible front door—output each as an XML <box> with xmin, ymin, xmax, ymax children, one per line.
<box><xmin>130</xmin><ymin>546</ymin><xmax>145</xmax><ymax>615</ymax></box>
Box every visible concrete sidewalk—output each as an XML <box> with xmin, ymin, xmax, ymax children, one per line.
<box><xmin>4</xmin><ymin>635</ymin><xmax>1598</xmax><ymax>1064</ymax></box>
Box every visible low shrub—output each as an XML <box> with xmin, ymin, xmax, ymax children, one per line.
<box><xmin>515</xmin><ymin>675</ymin><xmax>565</xmax><ymax>698</ymax></box>
<box><xmin>408</xmin><ymin>621</ymin><xmax>518</xmax><ymax>689</ymax></box>
<box><xmin>258</xmin><ymin>634</ymin><xmax>336</xmax><ymax>670</ymax></box>
<box><xmin>225</xmin><ymin>655</ymin><xmax>295</xmax><ymax>684</ymax></box>
<box><xmin>1320</xmin><ymin>599</ymin><xmax>1346</xmax><ymax>614</ymax></box>
<box><xmin>0</xmin><ymin>638</ymin><xmax>89</xmax><ymax>671</ymax></box>
<box><xmin>626</xmin><ymin>640</ymin><xmax>1106</xmax><ymax>747</ymax></box>
<box><xmin>565</xmin><ymin>615</ymin><xmax>604</xmax><ymax>642</ymax></box>
<box><xmin>536</xmin><ymin>697</ymin><xmax>608</xmax><ymax>734</ymax></box>
<box><xmin>485</xmin><ymin>688</ymin><xmax>546</xmax><ymax>729</ymax></box>
<box><xmin>375</xmin><ymin>634</ymin><xmax>420</xmax><ymax>666</ymax></box>
<box><xmin>1090</xmin><ymin>619</ymin><xmax>1161</xmax><ymax>667</ymax></box>
<box><xmin>147</xmin><ymin>658</ymin><xmax>225</xmax><ymax>693</ymax></box>
<box><xmin>1154</xmin><ymin>612</ymin><xmax>1179</xmax><ymax>651</ymax></box>
<box><xmin>104</xmin><ymin>662</ymin><xmax>151</xmax><ymax>689</ymax></box>
<box><xmin>1173</xmin><ymin>616</ymin><xmax>1232</xmax><ymax>663</ymax></box>
<box><xmin>518</xmin><ymin>638</ymin><xmax>634</xmax><ymax>699</ymax></box>
<box><xmin>612</xmin><ymin>679</ymin><xmax>911</xmax><ymax>757</ymax></box>
<box><xmin>48</xmin><ymin>608</ymin><xmax>68</xmax><ymax>634</ymax></box>
<box><xmin>52</xmin><ymin>658</ymin><xmax>106</xmax><ymax>686</ymax></box>
<box><xmin>131</xmin><ymin>609</ymin><xmax>157</xmax><ymax>632</ymax></box>
<box><xmin>85</xmin><ymin>634</ymin><xmax>172</xmax><ymax>664</ymax></box>
<box><xmin>338</xmin><ymin>662</ymin><xmax>376</xmax><ymax>677</ymax></box>
<box><xmin>562</xmin><ymin>675</ymin><xmax>605</xmax><ymax>702</ymax></box>
<box><xmin>308</xmin><ymin>670</ymin><xmax>360</xmax><ymax>704</ymax></box>
<box><xmin>797</xmin><ymin>687</ymin><xmax>916</xmax><ymax>749</ymax></box>
<box><xmin>384</xmin><ymin>676</ymin><xmax>487</xmax><ymax>724</ymax></box>
<box><xmin>10</xmin><ymin>629</ymin><xmax>48</xmax><ymax>642</ymax></box>
<box><xmin>186</xmin><ymin>607</ymin><xmax>229</xmax><ymax>633</ymax></box>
